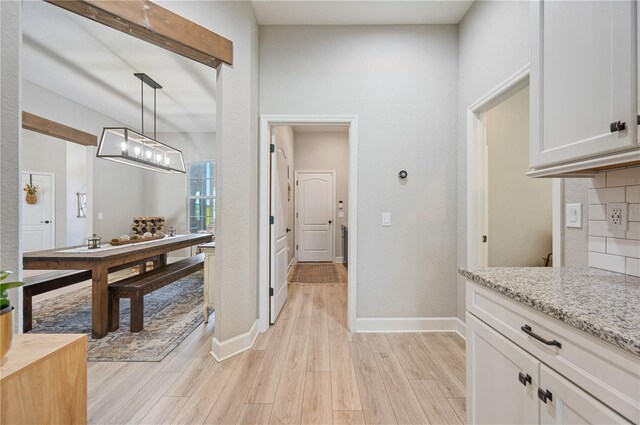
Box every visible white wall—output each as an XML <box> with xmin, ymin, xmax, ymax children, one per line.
<box><xmin>293</xmin><ymin>130</ymin><xmax>349</xmax><ymax>260</ymax></box>
<box><xmin>486</xmin><ymin>87</ymin><xmax>552</xmax><ymax>267</ymax></box>
<box><xmin>457</xmin><ymin>0</ymin><xmax>530</xmax><ymax>320</ymax></box>
<box><xmin>272</xmin><ymin>126</ymin><xmax>296</xmax><ymax>265</ymax></box>
<box><xmin>22</xmin><ymin>80</ymin><xmax>146</xmax><ymax>241</ymax></box>
<box><xmin>160</xmin><ymin>1</ymin><xmax>260</xmax><ymax>343</ymax></box>
<box><xmin>0</xmin><ymin>0</ymin><xmax>23</xmax><ymax>327</ymax></box>
<box><xmin>261</xmin><ymin>25</ymin><xmax>459</xmax><ymax>319</ymax></box>
<box><xmin>563</xmin><ymin>179</ymin><xmax>589</xmax><ymax>266</ymax></box>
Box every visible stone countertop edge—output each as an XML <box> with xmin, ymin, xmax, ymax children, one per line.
<box><xmin>459</xmin><ymin>267</ymin><xmax>640</xmax><ymax>357</ymax></box>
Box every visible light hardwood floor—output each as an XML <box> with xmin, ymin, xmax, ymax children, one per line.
<box><xmin>88</xmin><ymin>282</ymin><xmax>466</xmax><ymax>425</ymax></box>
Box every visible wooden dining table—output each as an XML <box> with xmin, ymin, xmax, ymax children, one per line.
<box><xmin>23</xmin><ymin>233</ymin><xmax>212</xmax><ymax>339</ymax></box>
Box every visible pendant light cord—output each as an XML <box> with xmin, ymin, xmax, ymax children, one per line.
<box><xmin>140</xmin><ymin>77</ymin><xmax>145</xmax><ymax>135</ymax></box>
<box><xmin>154</xmin><ymin>87</ymin><xmax>157</xmax><ymax>139</ymax></box>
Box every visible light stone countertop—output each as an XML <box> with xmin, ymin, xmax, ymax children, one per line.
<box><xmin>458</xmin><ymin>267</ymin><xmax>640</xmax><ymax>357</ymax></box>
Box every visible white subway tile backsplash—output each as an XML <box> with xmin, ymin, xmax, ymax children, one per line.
<box><xmin>588</xmin><ymin>166</ymin><xmax>640</xmax><ymax>275</ymax></box>
<box><xmin>630</xmin><ymin>204</ymin><xmax>640</xmax><ymax>222</ymax></box>
<box><xmin>628</xmin><ymin>222</ymin><xmax>640</xmax><ymax>240</ymax></box>
<box><xmin>626</xmin><ymin>257</ymin><xmax>640</xmax><ymax>277</ymax></box>
<box><xmin>589</xmin><ymin>172</ymin><xmax>606</xmax><ymax>189</ymax></box>
<box><xmin>588</xmin><ymin>204</ymin><xmax>606</xmax><ymax>221</ymax></box>
<box><xmin>606</xmin><ymin>238</ymin><xmax>640</xmax><ymax>258</ymax></box>
<box><xmin>589</xmin><ymin>251</ymin><xmax>626</xmax><ymax>273</ymax></box>
<box><xmin>605</xmin><ymin>167</ymin><xmax>640</xmax><ymax>187</ymax></box>
<box><xmin>588</xmin><ymin>236</ymin><xmax>606</xmax><ymax>253</ymax></box>
<box><xmin>588</xmin><ymin>187</ymin><xmax>625</xmax><ymax>204</ymax></box>
<box><xmin>588</xmin><ymin>220</ymin><xmax>626</xmax><ymax>238</ymax></box>
<box><xmin>627</xmin><ymin>185</ymin><xmax>640</xmax><ymax>203</ymax></box>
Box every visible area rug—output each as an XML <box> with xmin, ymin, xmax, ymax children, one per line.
<box><xmin>289</xmin><ymin>263</ymin><xmax>340</xmax><ymax>284</ymax></box>
<box><xmin>30</xmin><ymin>271</ymin><xmax>206</xmax><ymax>362</ymax></box>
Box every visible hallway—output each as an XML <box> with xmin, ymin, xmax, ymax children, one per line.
<box><xmin>87</xmin><ymin>282</ymin><xmax>465</xmax><ymax>424</ymax></box>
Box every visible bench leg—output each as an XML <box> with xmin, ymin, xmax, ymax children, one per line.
<box><xmin>108</xmin><ymin>292</ymin><xmax>120</xmax><ymax>332</ymax></box>
<box><xmin>23</xmin><ymin>288</ymin><xmax>33</xmax><ymax>333</ymax></box>
<box><xmin>130</xmin><ymin>293</ymin><xmax>144</xmax><ymax>333</ymax></box>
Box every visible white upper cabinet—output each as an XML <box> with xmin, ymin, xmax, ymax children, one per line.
<box><xmin>530</xmin><ymin>0</ymin><xmax>639</xmax><ymax>174</ymax></box>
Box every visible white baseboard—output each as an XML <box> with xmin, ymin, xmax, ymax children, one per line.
<box><xmin>210</xmin><ymin>319</ymin><xmax>259</xmax><ymax>362</ymax></box>
<box><xmin>334</xmin><ymin>257</ymin><xmax>344</xmax><ymax>264</ymax></box>
<box><xmin>356</xmin><ymin>316</ymin><xmax>466</xmax><ymax>339</ymax></box>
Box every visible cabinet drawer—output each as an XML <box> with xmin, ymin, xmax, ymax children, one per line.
<box><xmin>466</xmin><ymin>280</ymin><xmax>640</xmax><ymax>423</ymax></box>
<box><xmin>540</xmin><ymin>365</ymin><xmax>631</xmax><ymax>425</ymax></box>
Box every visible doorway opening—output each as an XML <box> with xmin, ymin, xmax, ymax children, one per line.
<box><xmin>467</xmin><ymin>66</ymin><xmax>563</xmax><ymax>268</ymax></box>
<box><xmin>259</xmin><ymin>116</ymin><xmax>358</xmax><ymax>332</ymax></box>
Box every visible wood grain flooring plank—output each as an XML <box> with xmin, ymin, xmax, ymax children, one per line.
<box><xmin>171</xmin><ymin>356</ymin><xmax>240</xmax><ymax>425</ymax></box>
<box><xmin>307</xmin><ymin>286</ymin><xmax>331</xmax><ymax>372</ymax></box>
<box><xmin>165</xmin><ymin>342</ymin><xmax>218</xmax><ymax>397</ymax></box>
<box><xmin>108</xmin><ymin>371</ymin><xmax>181</xmax><ymax>424</ymax></box>
<box><xmin>269</xmin><ymin>335</ymin><xmax>309</xmax><ymax>424</ymax></box>
<box><xmin>386</xmin><ymin>333</ymin><xmax>433</xmax><ymax>380</ymax></box>
<box><xmin>366</xmin><ymin>334</ymin><xmax>392</xmax><ymax>354</ymax></box>
<box><xmin>301</xmin><ymin>372</ymin><xmax>333</xmax><ymax>425</ymax></box>
<box><xmin>447</xmin><ymin>398</ymin><xmax>466</xmax><ymax>424</ymax></box>
<box><xmin>443</xmin><ymin>333</ymin><xmax>466</xmax><ymax>358</ymax></box>
<box><xmin>237</xmin><ymin>404</ymin><xmax>273</xmax><ymax>425</ymax></box>
<box><xmin>292</xmin><ymin>286</ymin><xmax>314</xmax><ymax>335</ymax></box>
<box><xmin>412</xmin><ymin>335</ymin><xmax>465</xmax><ymax>398</ymax></box>
<box><xmin>332</xmin><ymin>411</ymin><xmax>366</xmax><ymax>425</ymax></box>
<box><xmin>421</xmin><ymin>334</ymin><xmax>465</xmax><ymax>384</ymax></box>
<box><xmin>204</xmin><ymin>350</ymin><xmax>265</xmax><ymax>424</ymax></box>
<box><xmin>374</xmin><ymin>352</ymin><xmax>429</xmax><ymax>424</ymax></box>
<box><xmin>140</xmin><ymin>396</ymin><xmax>188</xmax><ymax>425</ymax></box>
<box><xmin>409</xmin><ymin>380</ymin><xmax>462</xmax><ymax>425</ymax></box>
<box><xmin>350</xmin><ymin>341</ymin><xmax>397</xmax><ymax>425</ymax></box>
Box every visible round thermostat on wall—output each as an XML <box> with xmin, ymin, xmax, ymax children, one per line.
<box><xmin>398</xmin><ymin>170</ymin><xmax>408</xmax><ymax>179</ymax></box>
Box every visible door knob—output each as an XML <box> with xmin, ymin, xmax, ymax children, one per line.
<box><xmin>286</xmin><ymin>228</ymin><xmax>291</xmax><ymax>233</ymax></box>
<box><xmin>40</xmin><ymin>220</ymin><xmax>51</xmax><ymax>224</ymax></box>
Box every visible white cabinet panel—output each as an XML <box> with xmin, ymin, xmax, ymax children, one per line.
<box><xmin>467</xmin><ymin>313</ymin><xmax>540</xmax><ymax>425</ymax></box>
<box><xmin>530</xmin><ymin>0</ymin><xmax>637</xmax><ymax>169</ymax></box>
<box><xmin>539</xmin><ymin>365</ymin><xmax>631</xmax><ymax>425</ymax></box>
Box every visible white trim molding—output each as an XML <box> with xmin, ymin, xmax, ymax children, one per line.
<box><xmin>465</xmin><ymin>64</ymin><xmax>564</xmax><ymax>269</ymax></box>
<box><xmin>259</xmin><ymin>115</ymin><xmax>358</xmax><ymax>334</ymax></box>
<box><xmin>210</xmin><ymin>320</ymin><xmax>259</xmax><ymax>362</ymax></box>
<box><xmin>334</xmin><ymin>257</ymin><xmax>344</xmax><ymax>264</ymax></box>
<box><xmin>356</xmin><ymin>317</ymin><xmax>466</xmax><ymax>339</ymax></box>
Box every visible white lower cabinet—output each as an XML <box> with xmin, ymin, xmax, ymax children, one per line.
<box><xmin>539</xmin><ymin>365</ymin><xmax>630</xmax><ymax>425</ymax></box>
<box><xmin>467</xmin><ymin>313</ymin><xmax>632</xmax><ymax>425</ymax></box>
<box><xmin>467</xmin><ymin>313</ymin><xmax>539</xmax><ymax>424</ymax></box>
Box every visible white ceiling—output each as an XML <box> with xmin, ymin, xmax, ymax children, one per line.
<box><xmin>252</xmin><ymin>0</ymin><xmax>474</xmax><ymax>25</ymax></box>
<box><xmin>22</xmin><ymin>1</ymin><xmax>217</xmax><ymax>134</ymax></box>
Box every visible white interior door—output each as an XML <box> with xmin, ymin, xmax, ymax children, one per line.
<box><xmin>270</xmin><ymin>138</ymin><xmax>288</xmax><ymax>323</ymax></box>
<box><xmin>22</xmin><ymin>172</ymin><xmax>55</xmax><ymax>251</ymax></box>
<box><xmin>296</xmin><ymin>171</ymin><xmax>335</xmax><ymax>262</ymax></box>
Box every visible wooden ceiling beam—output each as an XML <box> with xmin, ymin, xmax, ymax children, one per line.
<box><xmin>22</xmin><ymin>112</ymin><xmax>98</xmax><ymax>147</ymax></box>
<box><xmin>44</xmin><ymin>0</ymin><xmax>233</xmax><ymax>68</ymax></box>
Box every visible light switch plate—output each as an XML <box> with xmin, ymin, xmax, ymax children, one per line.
<box><xmin>565</xmin><ymin>203</ymin><xmax>582</xmax><ymax>228</ymax></box>
<box><xmin>98</xmin><ymin>212</ymin><xmax>103</xmax><ymax>220</ymax></box>
<box><xmin>382</xmin><ymin>212</ymin><xmax>391</xmax><ymax>226</ymax></box>
<box><xmin>607</xmin><ymin>202</ymin><xmax>628</xmax><ymax>231</ymax></box>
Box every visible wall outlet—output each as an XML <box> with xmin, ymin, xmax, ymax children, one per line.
<box><xmin>606</xmin><ymin>203</ymin><xmax>628</xmax><ymax>231</ymax></box>
<box><xmin>98</xmin><ymin>212</ymin><xmax>103</xmax><ymax>220</ymax></box>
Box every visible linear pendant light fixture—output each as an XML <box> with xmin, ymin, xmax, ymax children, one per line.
<box><xmin>96</xmin><ymin>73</ymin><xmax>186</xmax><ymax>173</ymax></box>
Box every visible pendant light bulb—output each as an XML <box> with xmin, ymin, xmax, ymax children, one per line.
<box><xmin>120</xmin><ymin>142</ymin><xmax>127</xmax><ymax>152</ymax></box>
<box><xmin>146</xmin><ymin>150</ymin><xmax>152</xmax><ymax>160</ymax></box>
<box><xmin>133</xmin><ymin>146</ymin><xmax>141</xmax><ymax>157</ymax></box>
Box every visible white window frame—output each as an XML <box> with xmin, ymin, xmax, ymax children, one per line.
<box><xmin>187</xmin><ymin>159</ymin><xmax>216</xmax><ymax>233</ymax></box>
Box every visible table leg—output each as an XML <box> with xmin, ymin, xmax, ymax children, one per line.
<box><xmin>91</xmin><ymin>264</ymin><xmax>109</xmax><ymax>339</ymax></box>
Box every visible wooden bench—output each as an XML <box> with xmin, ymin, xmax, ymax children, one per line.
<box><xmin>22</xmin><ymin>259</ymin><xmax>155</xmax><ymax>333</ymax></box>
<box><xmin>108</xmin><ymin>254</ymin><xmax>205</xmax><ymax>333</ymax></box>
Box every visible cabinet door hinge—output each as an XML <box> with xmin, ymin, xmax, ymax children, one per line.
<box><xmin>269</xmin><ymin>287</ymin><xmax>274</xmax><ymax>296</ymax></box>
<box><xmin>270</xmin><ymin>143</ymin><xmax>275</xmax><ymax>153</ymax></box>
<box><xmin>270</xmin><ymin>215</ymin><xmax>275</xmax><ymax>225</ymax></box>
